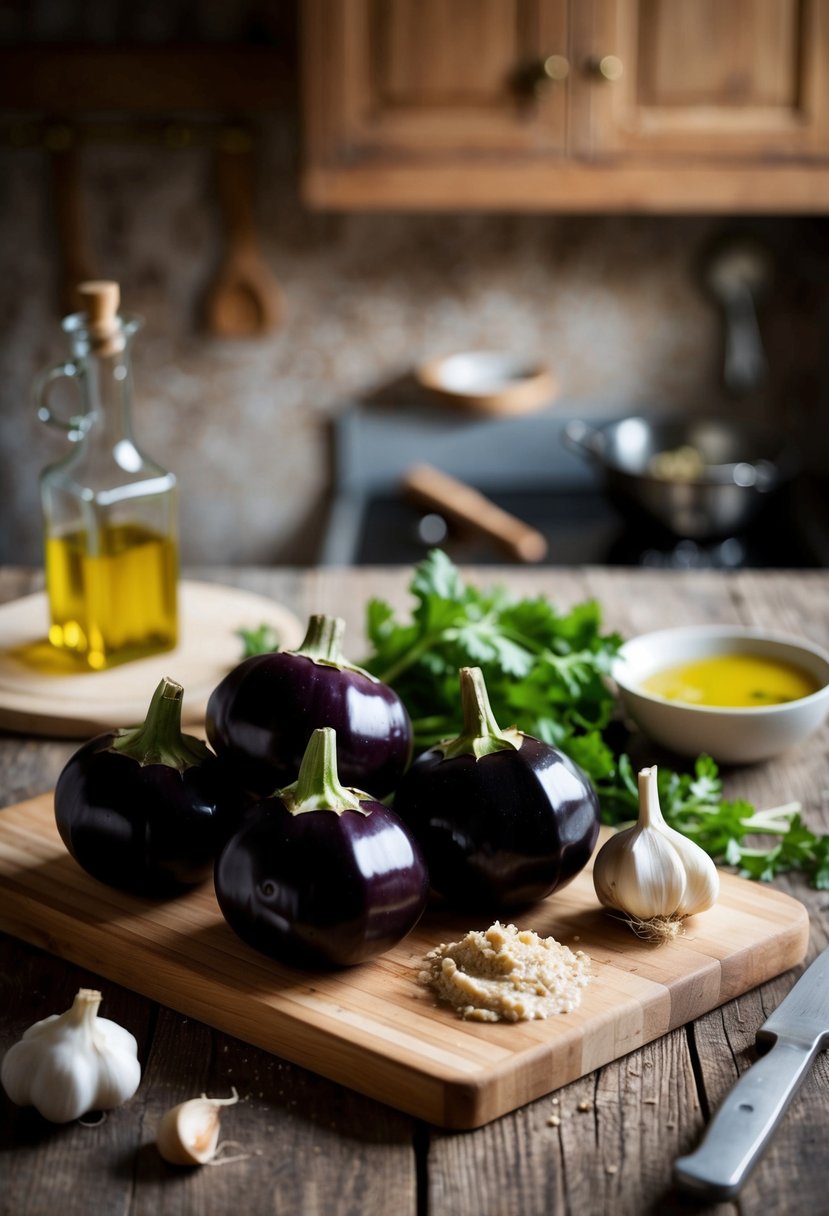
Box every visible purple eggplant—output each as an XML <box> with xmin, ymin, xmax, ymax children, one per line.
<box><xmin>55</xmin><ymin>677</ymin><xmax>247</xmax><ymax>895</ymax></box>
<box><xmin>214</xmin><ymin>727</ymin><xmax>429</xmax><ymax>968</ymax></box>
<box><xmin>392</xmin><ymin>666</ymin><xmax>600</xmax><ymax>911</ymax></box>
<box><xmin>205</xmin><ymin>614</ymin><xmax>412</xmax><ymax>798</ymax></box>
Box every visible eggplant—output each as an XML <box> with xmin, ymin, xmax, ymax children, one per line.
<box><xmin>55</xmin><ymin>677</ymin><xmax>246</xmax><ymax>895</ymax></box>
<box><xmin>205</xmin><ymin>614</ymin><xmax>412</xmax><ymax>798</ymax></box>
<box><xmin>392</xmin><ymin>666</ymin><xmax>600</xmax><ymax>911</ymax></box>
<box><xmin>214</xmin><ymin>727</ymin><xmax>429</xmax><ymax>968</ymax></box>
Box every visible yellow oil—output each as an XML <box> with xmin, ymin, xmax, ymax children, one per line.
<box><xmin>642</xmin><ymin>652</ymin><xmax>820</xmax><ymax>708</ymax></box>
<box><xmin>45</xmin><ymin>523</ymin><xmax>178</xmax><ymax>670</ymax></box>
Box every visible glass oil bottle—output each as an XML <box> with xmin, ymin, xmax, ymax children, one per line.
<box><xmin>36</xmin><ymin>281</ymin><xmax>178</xmax><ymax>670</ymax></box>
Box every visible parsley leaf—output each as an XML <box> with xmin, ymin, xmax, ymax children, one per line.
<box><xmin>364</xmin><ymin>549</ymin><xmax>622</xmax><ymax>777</ymax></box>
<box><xmin>236</xmin><ymin>623</ymin><xmax>282</xmax><ymax>658</ymax></box>
<box><xmin>362</xmin><ymin>550</ymin><xmax>829</xmax><ymax>887</ymax></box>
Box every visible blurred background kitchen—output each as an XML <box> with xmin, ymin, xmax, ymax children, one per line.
<box><xmin>2</xmin><ymin>0</ymin><xmax>829</xmax><ymax>570</ymax></box>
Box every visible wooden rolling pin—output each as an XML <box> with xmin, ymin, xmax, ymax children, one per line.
<box><xmin>402</xmin><ymin>464</ymin><xmax>548</xmax><ymax>563</ymax></box>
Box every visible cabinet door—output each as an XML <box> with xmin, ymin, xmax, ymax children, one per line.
<box><xmin>303</xmin><ymin>0</ymin><xmax>569</xmax><ymax>166</ymax></box>
<box><xmin>573</xmin><ymin>0</ymin><xmax>829</xmax><ymax>159</ymax></box>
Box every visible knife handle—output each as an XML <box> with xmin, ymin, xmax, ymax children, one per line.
<box><xmin>674</xmin><ymin>1037</ymin><xmax>821</xmax><ymax>1200</ymax></box>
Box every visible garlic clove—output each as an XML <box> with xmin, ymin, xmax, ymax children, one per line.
<box><xmin>662</xmin><ymin>820</ymin><xmax>720</xmax><ymax>917</ymax></box>
<box><xmin>593</xmin><ymin>818</ymin><xmax>687</xmax><ymax>919</ymax></box>
<box><xmin>0</xmin><ymin>988</ymin><xmax>141</xmax><ymax>1123</ymax></box>
<box><xmin>592</xmin><ymin>765</ymin><xmax>720</xmax><ymax>941</ymax></box>
<box><xmin>156</xmin><ymin>1088</ymin><xmax>239</xmax><ymax>1165</ymax></box>
<box><xmin>639</xmin><ymin>764</ymin><xmax>720</xmax><ymax>918</ymax></box>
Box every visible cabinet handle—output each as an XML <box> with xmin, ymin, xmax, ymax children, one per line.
<box><xmin>520</xmin><ymin>54</ymin><xmax>570</xmax><ymax>97</ymax></box>
<box><xmin>541</xmin><ymin>54</ymin><xmax>570</xmax><ymax>82</ymax></box>
<box><xmin>586</xmin><ymin>54</ymin><xmax>624</xmax><ymax>82</ymax></box>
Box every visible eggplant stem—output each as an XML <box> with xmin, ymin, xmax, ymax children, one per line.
<box><xmin>294</xmin><ymin>614</ymin><xmax>345</xmax><ymax>662</ymax></box>
<box><xmin>439</xmin><ymin>667</ymin><xmax>523</xmax><ymax>761</ymax></box>
<box><xmin>110</xmin><ymin>676</ymin><xmax>213</xmax><ymax>771</ymax></box>
<box><xmin>291</xmin><ymin>615</ymin><xmax>377</xmax><ymax>681</ymax></box>
<box><xmin>279</xmin><ymin>727</ymin><xmax>370</xmax><ymax>817</ymax></box>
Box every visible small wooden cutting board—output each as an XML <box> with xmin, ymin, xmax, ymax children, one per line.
<box><xmin>0</xmin><ymin>580</ymin><xmax>303</xmax><ymax>737</ymax></box>
<box><xmin>0</xmin><ymin>795</ymin><xmax>809</xmax><ymax>1129</ymax></box>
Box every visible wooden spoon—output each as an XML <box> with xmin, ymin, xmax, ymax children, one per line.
<box><xmin>402</xmin><ymin>464</ymin><xmax>548</xmax><ymax>563</ymax></box>
<box><xmin>204</xmin><ymin>128</ymin><xmax>282</xmax><ymax>338</ymax></box>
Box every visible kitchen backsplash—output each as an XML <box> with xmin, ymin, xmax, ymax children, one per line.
<box><xmin>1</xmin><ymin>11</ymin><xmax>827</xmax><ymax>567</ymax></box>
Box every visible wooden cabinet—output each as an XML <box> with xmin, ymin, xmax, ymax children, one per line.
<box><xmin>301</xmin><ymin>0</ymin><xmax>829</xmax><ymax>211</ymax></box>
<box><xmin>580</xmin><ymin>0</ymin><xmax>829</xmax><ymax>160</ymax></box>
<box><xmin>303</xmin><ymin>0</ymin><xmax>570</xmax><ymax>161</ymax></box>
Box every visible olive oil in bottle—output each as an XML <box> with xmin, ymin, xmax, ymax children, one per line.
<box><xmin>44</xmin><ymin>524</ymin><xmax>177</xmax><ymax>670</ymax></box>
<box><xmin>37</xmin><ymin>281</ymin><xmax>178</xmax><ymax>670</ymax></box>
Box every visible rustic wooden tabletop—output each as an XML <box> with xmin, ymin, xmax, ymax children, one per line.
<box><xmin>1</xmin><ymin>565</ymin><xmax>827</xmax><ymax>1216</ymax></box>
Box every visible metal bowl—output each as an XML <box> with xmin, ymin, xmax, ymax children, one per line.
<box><xmin>563</xmin><ymin>416</ymin><xmax>798</xmax><ymax>539</ymax></box>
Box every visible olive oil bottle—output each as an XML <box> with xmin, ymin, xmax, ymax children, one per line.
<box><xmin>37</xmin><ymin>281</ymin><xmax>178</xmax><ymax>670</ymax></box>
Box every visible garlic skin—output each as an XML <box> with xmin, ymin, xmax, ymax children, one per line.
<box><xmin>593</xmin><ymin>765</ymin><xmax>719</xmax><ymax>939</ymax></box>
<box><xmin>0</xmin><ymin>988</ymin><xmax>141</xmax><ymax>1123</ymax></box>
<box><xmin>156</xmin><ymin>1088</ymin><xmax>239</xmax><ymax>1165</ymax></box>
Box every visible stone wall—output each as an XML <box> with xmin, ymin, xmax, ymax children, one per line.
<box><xmin>1</xmin><ymin>3</ymin><xmax>826</xmax><ymax>567</ymax></box>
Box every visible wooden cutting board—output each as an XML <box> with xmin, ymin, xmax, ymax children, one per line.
<box><xmin>0</xmin><ymin>794</ymin><xmax>809</xmax><ymax>1129</ymax></box>
<box><xmin>0</xmin><ymin>581</ymin><xmax>303</xmax><ymax>737</ymax></box>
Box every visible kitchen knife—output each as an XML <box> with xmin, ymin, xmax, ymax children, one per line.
<box><xmin>674</xmin><ymin>944</ymin><xmax>829</xmax><ymax>1200</ymax></box>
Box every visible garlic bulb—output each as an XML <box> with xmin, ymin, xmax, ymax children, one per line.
<box><xmin>593</xmin><ymin>765</ymin><xmax>719</xmax><ymax>941</ymax></box>
<box><xmin>156</xmin><ymin>1087</ymin><xmax>240</xmax><ymax>1165</ymax></box>
<box><xmin>0</xmin><ymin>988</ymin><xmax>141</xmax><ymax>1122</ymax></box>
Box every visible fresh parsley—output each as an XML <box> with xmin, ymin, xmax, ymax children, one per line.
<box><xmin>362</xmin><ymin>549</ymin><xmax>829</xmax><ymax>888</ymax></box>
<box><xmin>364</xmin><ymin>548</ymin><xmax>622</xmax><ymax>774</ymax></box>
<box><xmin>236</xmin><ymin>623</ymin><xmax>282</xmax><ymax>659</ymax></box>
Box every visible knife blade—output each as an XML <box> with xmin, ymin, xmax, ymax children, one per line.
<box><xmin>674</xmin><ymin>945</ymin><xmax>829</xmax><ymax>1200</ymax></box>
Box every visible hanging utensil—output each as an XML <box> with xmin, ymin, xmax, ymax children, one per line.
<box><xmin>702</xmin><ymin>233</ymin><xmax>773</xmax><ymax>395</ymax></box>
<box><xmin>204</xmin><ymin>125</ymin><xmax>282</xmax><ymax>338</ymax></box>
<box><xmin>46</xmin><ymin>123</ymin><xmax>97</xmax><ymax>316</ymax></box>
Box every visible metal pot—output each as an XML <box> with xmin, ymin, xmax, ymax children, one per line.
<box><xmin>562</xmin><ymin>416</ymin><xmax>798</xmax><ymax>540</ymax></box>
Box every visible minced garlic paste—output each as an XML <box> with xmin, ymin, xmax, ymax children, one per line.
<box><xmin>419</xmin><ymin>921</ymin><xmax>592</xmax><ymax>1023</ymax></box>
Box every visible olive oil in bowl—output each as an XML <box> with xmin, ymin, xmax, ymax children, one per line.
<box><xmin>45</xmin><ymin>523</ymin><xmax>177</xmax><ymax>670</ymax></box>
<box><xmin>641</xmin><ymin>653</ymin><xmax>820</xmax><ymax>708</ymax></box>
<box><xmin>613</xmin><ymin>625</ymin><xmax>829</xmax><ymax>764</ymax></box>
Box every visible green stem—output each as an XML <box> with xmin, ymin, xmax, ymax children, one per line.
<box><xmin>410</xmin><ymin>714</ymin><xmax>453</xmax><ymax>733</ymax></box>
<box><xmin>110</xmin><ymin>677</ymin><xmax>212</xmax><ymax>770</ymax></box>
<box><xmin>439</xmin><ymin>667</ymin><xmax>523</xmax><ymax>761</ymax></box>
<box><xmin>292</xmin><ymin>615</ymin><xmax>376</xmax><ymax>680</ymax></box>
<box><xmin>279</xmin><ymin>727</ymin><xmax>370</xmax><ymax>816</ymax></box>
<box><xmin>372</xmin><ymin>629</ymin><xmax>452</xmax><ymax>686</ymax></box>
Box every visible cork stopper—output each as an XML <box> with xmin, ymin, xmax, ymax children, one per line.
<box><xmin>77</xmin><ymin>280</ymin><xmax>123</xmax><ymax>353</ymax></box>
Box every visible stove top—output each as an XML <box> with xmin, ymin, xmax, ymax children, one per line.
<box><xmin>320</xmin><ymin>403</ymin><xmax>829</xmax><ymax>570</ymax></box>
<box><xmin>346</xmin><ymin>483</ymin><xmax>821</xmax><ymax>569</ymax></box>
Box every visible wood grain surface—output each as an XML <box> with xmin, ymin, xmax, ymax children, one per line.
<box><xmin>2</xmin><ymin>566</ymin><xmax>828</xmax><ymax>1216</ymax></box>
<box><xmin>0</xmin><ymin>792</ymin><xmax>808</xmax><ymax>1129</ymax></box>
<box><xmin>0</xmin><ymin>579</ymin><xmax>303</xmax><ymax>737</ymax></box>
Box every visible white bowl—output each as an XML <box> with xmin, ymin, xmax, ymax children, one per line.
<box><xmin>613</xmin><ymin>625</ymin><xmax>829</xmax><ymax>764</ymax></box>
<box><xmin>416</xmin><ymin>351</ymin><xmax>556</xmax><ymax>416</ymax></box>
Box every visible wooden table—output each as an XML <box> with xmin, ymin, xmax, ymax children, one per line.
<box><xmin>1</xmin><ymin>565</ymin><xmax>828</xmax><ymax>1216</ymax></box>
